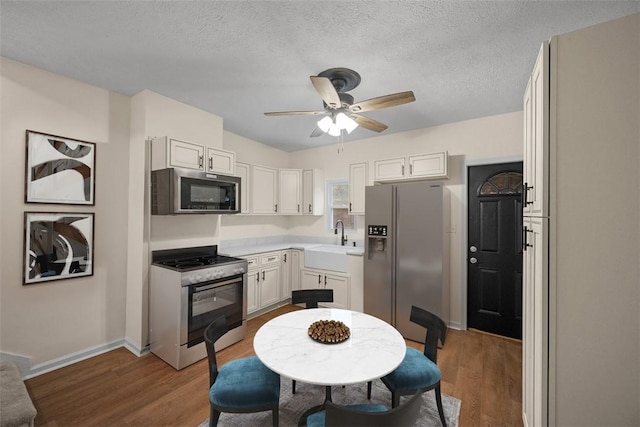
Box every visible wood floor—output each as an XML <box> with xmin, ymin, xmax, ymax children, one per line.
<box><xmin>25</xmin><ymin>305</ymin><xmax>522</xmax><ymax>426</ymax></box>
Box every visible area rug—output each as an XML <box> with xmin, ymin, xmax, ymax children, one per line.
<box><xmin>198</xmin><ymin>378</ymin><xmax>460</xmax><ymax>426</ymax></box>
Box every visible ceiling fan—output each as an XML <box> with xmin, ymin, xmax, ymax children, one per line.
<box><xmin>264</xmin><ymin>67</ymin><xmax>415</xmax><ymax>137</ymax></box>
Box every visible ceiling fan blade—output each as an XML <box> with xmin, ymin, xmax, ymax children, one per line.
<box><xmin>351</xmin><ymin>114</ymin><xmax>388</xmax><ymax>132</ymax></box>
<box><xmin>264</xmin><ymin>110</ymin><xmax>325</xmax><ymax>116</ymax></box>
<box><xmin>310</xmin><ymin>76</ymin><xmax>341</xmax><ymax>109</ymax></box>
<box><xmin>310</xmin><ymin>127</ymin><xmax>324</xmax><ymax>138</ymax></box>
<box><xmin>349</xmin><ymin>91</ymin><xmax>416</xmax><ymax>113</ymax></box>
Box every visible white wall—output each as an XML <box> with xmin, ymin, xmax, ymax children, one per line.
<box><xmin>289</xmin><ymin>112</ymin><xmax>524</xmax><ymax>327</ymax></box>
<box><xmin>0</xmin><ymin>58</ymin><xmax>131</xmax><ymax>370</ymax></box>
<box><xmin>551</xmin><ymin>13</ymin><xmax>639</xmax><ymax>425</ymax></box>
<box><xmin>125</xmin><ymin>90</ymin><xmax>225</xmax><ymax>351</ymax></box>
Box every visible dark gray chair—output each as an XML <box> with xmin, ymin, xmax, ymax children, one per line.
<box><xmin>290</xmin><ymin>289</ymin><xmax>334</xmax><ymax>395</ymax></box>
<box><xmin>305</xmin><ymin>390</ymin><xmax>423</xmax><ymax>427</ymax></box>
<box><xmin>204</xmin><ymin>315</ymin><xmax>280</xmax><ymax>427</ymax></box>
<box><xmin>369</xmin><ymin>305</ymin><xmax>448</xmax><ymax>426</ymax></box>
<box><xmin>291</xmin><ymin>289</ymin><xmax>334</xmax><ymax>309</ymax></box>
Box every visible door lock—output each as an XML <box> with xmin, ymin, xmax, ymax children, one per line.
<box><xmin>469</xmin><ymin>257</ymin><xmax>478</xmax><ymax>264</ymax></box>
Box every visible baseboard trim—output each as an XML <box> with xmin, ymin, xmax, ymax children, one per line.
<box><xmin>447</xmin><ymin>321</ymin><xmax>463</xmax><ymax>331</ymax></box>
<box><xmin>23</xmin><ymin>339</ymin><xmax>126</xmax><ymax>379</ymax></box>
<box><xmin>124</xmin><ymin>339</ymin><xmax>150</xmax><ymax>357</ymax></box>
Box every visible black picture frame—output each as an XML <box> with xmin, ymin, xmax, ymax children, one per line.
<box><xmin>25</xmin><ymin>130</ymin><xmax>96</xmax><ymax>205</ymax></box>
<box><xmin>23</xmin><ymin>212</ymin><xmax>95</xmax><ymax>285</ymax></box>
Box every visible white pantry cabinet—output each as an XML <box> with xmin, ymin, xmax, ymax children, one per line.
<box><xmin>251</xmin><ymin>165</ymin><xmax>278</xmax><ymax>214</ymax></box>
<box><xmin>235</xmin><ymin>162</ymin><xmax>250</xmax><ymax>214</ymax></box>
<box><xmin>279</xmin><ymin>169</ymin><xmax>302</xmax><ymax>215</ymax></box>
<box><xmin>348</xmin><ymin>162</ymin><xmax>367</xmax><ymax>215</ymax></box>
<box><xmin>300</xmin><ymin>268</ymin><xmax>350</xmax><ymax>310</ymax></box>
<box><xmin>522</xmin><ymin>42</ymin><xmax>549</xmax><ymax>218</ymax></box>
<box><xmin>373</xmin><ymin>151</ymin><xmax>448</xmax><ymax>182</ymax></box>
<box><xmin>302</xmin><ymin>169</ymin><xmax>324</xmax><ymax>215</ymax></box>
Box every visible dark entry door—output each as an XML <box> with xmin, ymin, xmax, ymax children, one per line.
<box><xmin>467</xmin><ymin>162</ymin><xmax>523</xmax><ymax>339</ymax></box>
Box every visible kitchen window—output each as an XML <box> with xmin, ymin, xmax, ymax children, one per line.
<box><xmin>326</xmin><ymin>179</ymin><xmax>357</xmax><ymax>232</ymax></box>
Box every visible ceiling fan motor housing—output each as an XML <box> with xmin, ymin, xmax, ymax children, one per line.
<box><xmin>317</xmin><ymin>67</ymin><xmax>361</xmax><ymax>93</ymax></box>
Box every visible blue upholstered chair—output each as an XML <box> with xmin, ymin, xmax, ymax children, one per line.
<box><xmin>306</xmin><ymin>390</ymin><xmax>422</xmax><ymax>427</ymax></box>
<box><xmin>290</xmin><ymin>289</ymin><xmax>334</xmax><ymax>395</ymax></box>
<box><xmin>368</xmin><ymin>305</ymin><xmax>448</xmax><ymax>427</ymax></box>
<box><xmin>204</xmin><ymin>315</ymin><xmax>280</xmax><ymax>427</ymax></box>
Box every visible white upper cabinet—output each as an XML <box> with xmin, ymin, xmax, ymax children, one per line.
<box><xmin>302</xmin><ymin>169</ymin><xmax>324</xmax><ymax>215</ymax></box>
<box><xmin>279</xmin><ymin>169</ymin><xmax>302</xmax><ymax>215</ymax></box>
<box><xmin>207</xmin><ymin>147</ymin><xmax>235</xmax><ymax>175</ymax></box>
<box><xmin>373</xmin><ymin>157</ymin><xmax>405</xmax><ymax>181</ymax></box>
<box><xmin>151</xmin><ymin>137</ymin><xmax>205</xmax><ymax>171</ymax></box>
<box><xmin>373</xmin><ymin>151</ymin><xmax>448</xmax><ymax>182</ymax></box>
<box><xmin>348</xmin><ymin>162</ymin><xmax>368</xmax><ymax>215</ymax></box>
<box><xmin>151</xmin><ymin>136</ymin><xmax>237</xmax><ymax>175</ymax></box>
<box><xmin>523</xmin><ymin>41</ymin><xmax>549</xmax><ymax>217</ymax></box>
<box><xmin>235</xmin><ymin>162</ymin><xmax>250</xmax><ymax>214</ymax></box>
<box><xmin>251</xmin><ymin>165</ymin><xmax>278</xmax><ymax>214</ymax></box>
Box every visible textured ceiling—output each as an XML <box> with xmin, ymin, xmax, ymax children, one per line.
<box><xmin>1</xmin><ymin>1</ymin><xmax>638</xmax><ymax>152</ymax></box>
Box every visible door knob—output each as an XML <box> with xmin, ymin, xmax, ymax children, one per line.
<box><xmin>469</xmin><ymin>246</ymin><xmax>477</xmax><ymax>253</ymax></box>
<box><xmin>469</xmin><ymin>257</ymin><xmax>478</xmax><ymax>264</ymax></box>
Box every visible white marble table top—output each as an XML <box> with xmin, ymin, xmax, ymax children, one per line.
<box><xmin>253</xmin><ymin>308</ymin><xmax>406</xmax><ymax>386</ymax></box>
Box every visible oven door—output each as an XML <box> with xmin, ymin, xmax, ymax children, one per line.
<box><xmin>184</xmin><ymin>274</ymin><xmax>245</xmax><ymax>348</ymax></box>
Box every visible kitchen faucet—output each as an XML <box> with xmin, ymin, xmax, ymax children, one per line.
<box><xmin>334</xmin><ymin>220</ymin><xmax>347</xmax><ymax>246</ymax></box>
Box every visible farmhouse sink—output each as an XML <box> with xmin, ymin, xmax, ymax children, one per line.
<box><xmin>304</xmin><ymin>245</ymin><xmax>349</xmax><ymax>272</ymax></box>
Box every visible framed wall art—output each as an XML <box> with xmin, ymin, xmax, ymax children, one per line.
<box><xmin>25</xmin><ymin>130</ymin><xmax>96</xmax><ymax>205</ymax></box>
<box><xmin>23</xmin><ymin>212</ymin><xmax>95</xmax><ymax>285</ymax></box>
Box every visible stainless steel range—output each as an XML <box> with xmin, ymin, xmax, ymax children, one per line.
<box><xmin>149</xmin><ymin>245</ymin><xmax>248</xmax><ymax>370</ymax></box>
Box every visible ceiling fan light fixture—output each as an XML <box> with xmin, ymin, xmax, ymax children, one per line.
<box><xmin>336</xmin><ymin>112</ymin><xmax>358</xmax><ymax>134</ymax></box>
<box><xmin>317</xmin><ymin>116</ymin><xmax>333</xmax><ymax>133</ymax></box>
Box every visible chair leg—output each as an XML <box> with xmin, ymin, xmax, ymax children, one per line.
<box><xmin>435</xmin><ymin>384</ymin><xmax>447</xmax><ymax>427</ymax></box>
<box><xmin>367</xmin><ymin>381</ymin><xmax>372</xmax><ymax>399</ymax></box>
<box><xmin>292</xmin><ymin>379</ymin><xmax>296</xmax><ymax>394</ymax></box>
<box><xmin>209</xmin><ymin>404</ymin><xmax>221</xmax><ymax>427</ymax></box>
<box><xmin>391</xmin><ymin>391</ymin><xmax>400</xmax><ymax>409</ymax></box>
<box><xmin>272</xmin><ymin>406</ymin><xmax>279</xmax><ymax>427</ymax></box>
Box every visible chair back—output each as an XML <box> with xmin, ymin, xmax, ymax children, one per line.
<box><xmin>324</xmin><ymin>391</ymin><xmax>422</xmax><ymax>426</ymax></box>
<box><xmin>203</xmin><ymin>315</ymin><xmax>229</xmax><ymax>386</ymax></box>
<box><xmin>291</xmin><ymin>289</ymin><xmax>333</xmax><ymax>309</ymax></box>
<box><xmin>410</xmin><ymin>305</ymin><xmax>447</xmax><ymax>363</ymax></box>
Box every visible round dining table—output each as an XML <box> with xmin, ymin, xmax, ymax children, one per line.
<box><xmin>253</xmin><ymin>308</ymin><xmax>406</xmax><ymax>424</ymax></box>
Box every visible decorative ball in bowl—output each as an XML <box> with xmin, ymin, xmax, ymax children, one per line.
<box><xmin>308</xmin><ymin>320</ymin><xmax>351</xmax><ymax>344</ymax></box>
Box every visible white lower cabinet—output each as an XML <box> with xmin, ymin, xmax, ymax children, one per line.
<box><xmin>300</xmin><ymin>268</ymin><xmax>350</xmax><ymax>310</ymax></box>
<box><xmin>281</xmin><ymin>250</ymin><xmax>301</xmax><ymax>301</ymax></box>
<box><xmin>244</xmin><ymin>251</ymin><xmax>281</xmax><ymax>315</ymax></box>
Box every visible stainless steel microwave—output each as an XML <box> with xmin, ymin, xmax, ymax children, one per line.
<box><xmin>151</xmin><ymin>168</ymin><xmax>241</xmax><ymax>215</ymax></box>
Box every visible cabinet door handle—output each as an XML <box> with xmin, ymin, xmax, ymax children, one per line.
<box><xmin>297</xmin><ymin>204</ymin><xmax>300</xmax><ymax>212</ymax></box>
<box><xmin>523</xmin><ymin>226</ymin><xmax>533</xmax><ymax>251</ymax></box>
<box><xmin>256</xmin><ymin>272</ymin><xmax>260</xmax><ymax>282</ymax></box>
<box><xmin>402</xmin><ymin>164</ymin><xmax>405</xmax><ymax>175</ymax></box>
<box><xmin>409</xmin><ymin>164</ymin><xmax>413</xmax><ymax>175</ymax></box>
<box><xmin>262</xmin><ymin>271</ymin><xmax>265</xmax><ymax>281</ymax></box>
<box><xmin>198</xmin><ymin>155</ymin><xmax>204</xmax><ymax>169</ymax></box>
<box><xmin>522</xmin><ymin>182</ymin><xmax>534</xmax><ymax>206</ymax></box>
<box><xmin>275</xmin><ymin>204</ymin><xmax>278</xmax><ymax>213</ymax></box>
<box><xmin>284</xmin><ymin>253</ymin><xmax>287</xmax><ymax>262</ymax></box>
<box><xmin>349</xmin><ymin>202</ymin><xmax>352</xmax><ymax>212</ymax></box>
<box><xmin>309</xmin><ymin>204</ymin><xmax>312</xmax><ymax>213</ymax></box>
<box><xmin>324</xmin><ymin>275</ymin><xmax>327</xmax><ymax>287</ymax></box>
<box><xmin>318</xmin><ymin>274</ymin><xmax>321</xmax><ymax>285</ymax></box>
<box><xmin>208</xmin><ymin>157</ymin><xmax>213</xmax><ymax>170</ymax></box>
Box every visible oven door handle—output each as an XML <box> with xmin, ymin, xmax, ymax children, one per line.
<box><xmin>192</xmin><ymin>277</ymin><xmax>242</xmax><ymax>292</ymax></box>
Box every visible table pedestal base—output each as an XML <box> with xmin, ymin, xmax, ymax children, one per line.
<box><xmin>298</xmin><ymin>385</ymin><xmax>332</xmax><ymax>426</ymax></box>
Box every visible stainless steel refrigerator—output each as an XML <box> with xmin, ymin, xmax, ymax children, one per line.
<box><xmin>364</xmin><ymin>181</ymin><xmax>449</xmax><ymax>342</ymax></box>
